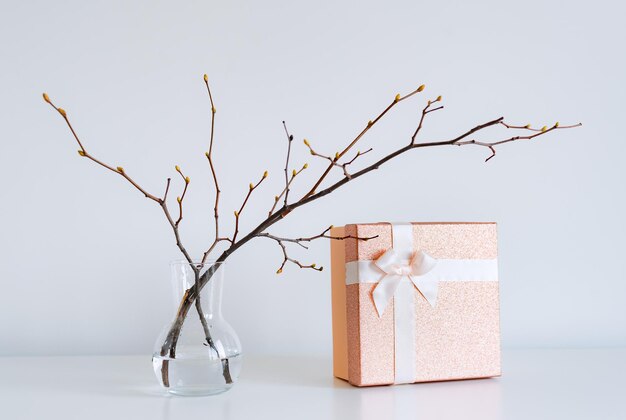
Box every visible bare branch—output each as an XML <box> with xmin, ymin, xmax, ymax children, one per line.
<box><xmin>44</xmin><ymin>98</ymin><xmax>162</xmax><ymax>203</ymax></box>
<box><xmin>283</xmin><ymin>116</ymin><xmax>578</xmax><ymax>218</ymax></box>
<box><xmin>259</xmin><ymin>225</ymin><xmax>378</xmax><ymax>273</ymax></box>
<box><xmin>260</xmin><ymin>227</ymin><xmax>377</xmax><ymax>248</ymax></box>
<box><xmin>67</xmin><ymin>77</ymin><xmax>223</xmax><ymax>381</ymax></box>
<box><xmin>302</xmin><ymin>84</ymin><xmax>426</xmax><ymax>199</ymax></box>
<box><xmin>43</xmin><ymin>94</ymin><xmax>201</xmax><ymax>267</ymax></box>
<box><xmin>166</xmin><ymin>74</ymin><xmax>231</xmax><ymax>384</ymax></box>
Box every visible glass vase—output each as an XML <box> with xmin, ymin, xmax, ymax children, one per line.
<box><xmin>152</xmin><ymin>261</ymin><xmax>242</xmax><ymax>396</ymax></box>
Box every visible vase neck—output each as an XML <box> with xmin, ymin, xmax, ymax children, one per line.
<box><xmin>170</xmin><ymin>262</ymin><xmax>225</xmax><ymax>317</ymax></box>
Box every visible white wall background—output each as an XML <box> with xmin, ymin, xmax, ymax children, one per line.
<box><xmin>0</xmin><ymin>0</ymin><xmax>624</xmax><ymax>357</ymax></box>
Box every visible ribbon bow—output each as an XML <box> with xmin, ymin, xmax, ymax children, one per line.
<box><xmin>371</xmin><ymin>248</ymin><xmax>439</xmax><ymax>316</ymax></box>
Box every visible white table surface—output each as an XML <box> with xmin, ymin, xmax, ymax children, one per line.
<box><xmin>1</xmin><ymin>349</ymin><xmax>624</xmax><ymax>420</ymax></box>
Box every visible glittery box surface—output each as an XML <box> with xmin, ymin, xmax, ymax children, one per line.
<box><xmin>330</xmin><ymin>222</ymin><xmax>501</xmax><ymax>386</ymax></box>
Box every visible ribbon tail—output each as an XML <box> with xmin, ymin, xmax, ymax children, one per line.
<box><xmin>393</xmin><ymin>279</ymin><xmax>417</xmax><ymax>383</ymax></box>
<box><xmin>410</xmin><ymin>275</ymin><xmax>439</xmax><ymax>307</ymax></box>
<box><xmin>372</xmin><ymin>274</ymin><xmax>402</xmax><ymax>317</ymax></box>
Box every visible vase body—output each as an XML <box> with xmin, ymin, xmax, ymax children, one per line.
<box><xmin>152</xmin><ymin>261</ymin><xmax>242</xmax><ymax>396</ymax></box>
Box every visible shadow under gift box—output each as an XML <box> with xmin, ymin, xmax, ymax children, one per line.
<box><xmin>330</xmin><ymin>222</ymin><xmax>501</xmax><ymax>387</ymax></box>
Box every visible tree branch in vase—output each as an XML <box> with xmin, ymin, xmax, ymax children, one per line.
<box><xmin>42</xmin><ymin>80</ymin><xmax>581</xmax><ymax>387</ymax></box>
<box><xmin>42</xmin><ymin>91</ymin><xmax>231</xmax><ymax>385</ymax></box>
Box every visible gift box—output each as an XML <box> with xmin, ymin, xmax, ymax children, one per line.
<box><xmin>330</xmin><ymin>222</ymin><xmax>501</xmax><ymax>386</ymax></box>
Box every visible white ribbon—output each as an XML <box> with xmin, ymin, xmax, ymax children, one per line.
<box><xmin>344</xmin><ymin>223</ymin><xmax>498</xmax><ymax>384</ymax></box>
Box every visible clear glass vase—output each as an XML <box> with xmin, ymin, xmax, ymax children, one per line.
<box><xmin>152</xmin><ymin>261</ymin><xmax>242</xmax><ymax>396</ymax></box>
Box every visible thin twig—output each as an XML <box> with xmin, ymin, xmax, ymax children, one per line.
<box><xmin>343</xmin><ymin>148</ymin><xmax>373</xmax><ymax>166</ymax></box>
<box><xmin>174</xmin><ymin>166</ymin><xmax>190</xmax><ymax>226</ymax></box>
<box><xmin>455</xmin><ymin>121</ymin><xmax>582</xmax><ymax>161</ymax></box>
<box><xmin>163</xmin><ymin>178</ymin><xmax>172</xmax><ymax>201</ymax></box>
<box><xmin>411</xmin><ymin>95</ymin><xmax>444</xmax><ymax>144</ymax></box>
<box><xmin>232</xmin><ymin>171</ymin><xmax>268</xmax><ymax>243</ymax></box>
<box><xmin>282</xmin><ymin>121</ymin><xmax>294</xmax><ymax>206</ymax></box>
<box><xmin>498</xmin><ymin>121</ymin><xmax>580</xmax><ymax>132</ymax></box>
<box><xmin>341</xmin><ymin>148</ymin><xmax>373</xmax><ymax>179</ymax></box>
<box><xmin>303</xmin><ymin>140</ymin><xmax>373</xmax><ymax>180</ymax></box>
<box><xmin>268</xmin><ymin>163</ymin><xmax>307</xmax><ymax>216</ymax></box>
<box><xmin>201</xmin><ymin>75</ymin><xmax>232</xmax><ymax>263</ymax></box>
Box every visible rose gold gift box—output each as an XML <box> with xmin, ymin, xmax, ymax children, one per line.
<box><xmin>330</xmin><ymin>222</ymin><xmax>501</xmax><ymax>386</ymax></box>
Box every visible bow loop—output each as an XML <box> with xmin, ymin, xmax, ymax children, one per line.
<box><xmin>410</xmin><ymin>250</ymin><xmax>437</xmax><ymax>276</ymax></box>
<box><xmin>373</xmin><ymin>248</ymin><xmax>401</xmax><ymax>273</ymax></box>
